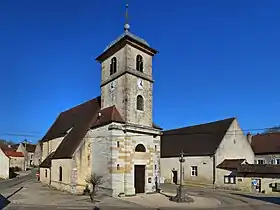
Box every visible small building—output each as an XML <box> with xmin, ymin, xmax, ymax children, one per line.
<box><xmin>249</xmin><ymin>132</ymin><xmax>280</xmax><ymax>165</ymax></box>
<box><xmin>160</xmin><ymin>117</ymin><xmax>255</xmax><ymax>190</ymax></box>
<box><xmin>0</xmin><ymin>148</ymin><xmax>10</xmax><ymax>179</ymax></box>
<box><xmin>4</xmin><ymin>150</ymin><xmax>25</xmax><ymax>170</ymax></box>
<box><xmin>17</xmin><ymin>142</ymin><xmax>36</xmax><ymax>168</ymax></box>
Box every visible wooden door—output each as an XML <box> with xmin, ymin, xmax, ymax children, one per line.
<box><xmin>134</xmin><ymin>165</ymin><xmax>145</xmax><ymax>193</ymax></box>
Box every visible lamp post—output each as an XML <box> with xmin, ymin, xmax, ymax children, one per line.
<box><xmin>170</xmin><ymin>151</ymin><xmax>194</xmax><ymax>203</ymax></box>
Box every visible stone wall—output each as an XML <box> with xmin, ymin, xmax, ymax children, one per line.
<box><xmin>100</xmin><ymin>44</ymin><xmax>154</xmax><ymax>127</ymax></box>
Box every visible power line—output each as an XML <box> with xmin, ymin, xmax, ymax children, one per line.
<box><xmin>1</xmin><ymin>126</ymin><xmax>277</xmax><ymax>139</ymax></box>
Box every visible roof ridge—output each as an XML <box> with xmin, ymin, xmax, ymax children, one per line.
<box><xmin>164</xmin><ymin>117</ymin><xmax>236</xmax><ymax>132</ymax></box>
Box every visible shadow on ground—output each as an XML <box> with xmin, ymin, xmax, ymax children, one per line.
<box><xmin>232</xmin><ymin>193</ymin><xmax>280</xmax><ymax>205</ymax></box>
<box><xmin>0</xmin><ymin>194</ymin><xmax>10</xmax><ymax>210</ymax></box>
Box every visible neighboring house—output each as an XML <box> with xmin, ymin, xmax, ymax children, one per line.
<box><xmin>17</xmin><ymin>142</ymin><xmax>36</xmax><ymax>168</ymax></box>
<box><xmin>40</xmin><ymin>24</ymin><xmax>161</xmax><ymax>197</ymax></box>
<box><xmin>4</xmin><ymin>150</ymin><xmax>25</xmax><ymax>170</ymax></box>
<box><xmin>0</xmin><ymin>148</ymin><xmax>10</xmax><ymax>179</ymax></box>
<box><xmin>33</xmin><ymin>141</ymin><xmax>42</xmax><ymax>167</ymax></box>
<box><xmin>160</xmin><ymin>118</ymin><xmax>255</xmax><ymax>190</ymax></box>
<box><xmin>249</xmin><ymin>133</ymin><xmax>280</xmax><ymax>165</ymax></box>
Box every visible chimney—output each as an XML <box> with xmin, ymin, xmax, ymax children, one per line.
<box><xmin>246</xmin><ymin>132</ymin><xmax>252</xmax><ymax>144</ymax></box>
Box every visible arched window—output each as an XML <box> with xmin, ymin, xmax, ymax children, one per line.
<box><xmin>110</xmin><ymin>57</ymin><xmax>117</xmax><ymax>75</ymax></box>
<box><xmin>59</xmin><ymin>166</ymin><xmax>62</xmax><ymax>181</ymax></box>
<box><xmin>136</xmin><ymin>95</ymin><xmax>144</xmax><ymax>111</ymax></box>
<box><xmin>136</xmin><ymin>55</ymin><xmax>143</xmax><ymax>72</ymax></box>
<box><xmin>135</xmin><ymin>144</ymin><xmax>146</xmax><ymax>152</ymax></box>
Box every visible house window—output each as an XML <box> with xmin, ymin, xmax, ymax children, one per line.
<box><xmin>136</xmin><ymin>95</ymin><xmax>144</xmax><ymax>111</ymax></box>
<box><xmin>136</xmin><ymin>55</ymin><xmax>143</xmax><ymax>72</ymax></box>
<box><xmin>257</xmin><ymin>159</ymin><xmax>265</xmax><ymax>164</ymax></box>
<box><xmin>135</xmin><ymin>144</ymin><xmax>146</xmax><ymax>152</ymax></box>
<box><xmin>191</xmin><ymin>166</ymin><xmax>198</xmax><ymax>176</ymax></box>
<box><xmin>155</xmin><ymin>145</ymin><xmax>157</xmax><ymax>151</ymax></box>
<box><xmin>117</xmin><ymin>164</ymin><xmax>120</xmax><ymax>170</ymax></box>
<box><xmin>45</xmin><ymin>169</ymin><xmax>47</xmax><ymax>178</ymax></box>
<box><xmin>31</xmin><ymin>154</ymin><xmax>33</xmax><ymax>159</ymax></box>
<box><xmin>117</xmin><ymin>141</ymin><xmax>120</xmax><ymax>148</ymax></box>
<box><xmin>155</xmin><ymin>164</ymin><xmax>157</xmax><ymax>170</ymax></box>
<box><xmin>270</xmin><ymin>159</ymin><xmax>275</xmax><ymax>164</ymax></box>
<box><xmin>59</xmin><ymin>166</ymin><xmax>62</xmax><ymax>182</ymax></box>
<box><xmin>224</xmin><ymin>176</ymin><xmax>236</xmax><ymax>184</ymax></box>
<box><xmin>110</xmin><ymin>57</ymin><xmax>117</xmax><ymax>75</ymax></box>
<box><xmin>276</xmin><ymin>159</ymin><xmax>280</xmax><ymax>165</ymax></box>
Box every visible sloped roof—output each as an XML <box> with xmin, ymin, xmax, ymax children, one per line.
<box><xmin>217</xmin><ymin>159</ymin><xmax>246</xmax><ymax>170</ymax></box>
<box><xmin>5</xmin><ymin>151</ymin><xmax>24</xmax><ymax>157</ymax></box>
<box><xmin>251</xmin><ymin>133</ymin><xmax>280</xmax><ymax>155</ymax></box>
<box><xmin>25</xmin><ymin>143</ymin><xmax>36</xmax><ymax>153</ymax></box>
<box><xmin>161</xmin><ymin>118</ymin><xmax>235</xmax><ymax>158</ymax></box>
<box><xmin>104</xmin><ymin>30</ymin><xmax>150</xmax><ymax>52</ymax></box>
<box><xmin>51</xmin><ymin>101</ymin><xmax>125</xmax><ymax>159</ymax></box>
<box><xmin>39</xmin><ymin>152</ymin><xmax>55</xmax><ymax>168</ymax></box>
<box><xmin>237</xmin><ymin>164</ymin><xmax>280</xmax><ymax>174</ymax></box>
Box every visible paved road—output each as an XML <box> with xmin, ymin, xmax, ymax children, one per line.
<box><xmin>2</xmin><ymin>178</ymin><xmax>280</xmax><ymax>210</ymax></box>
<box><xmin>0</xmin><ymin>172</ymin><xmax>34</xmax><ymax>191</ymax></box>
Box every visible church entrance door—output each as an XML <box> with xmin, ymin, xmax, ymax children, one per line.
<box><xmin>134</xmin><ymin>165</ymin><xmax>145</xmax><ymax>193</ymax></box>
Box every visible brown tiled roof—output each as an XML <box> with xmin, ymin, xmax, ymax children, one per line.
<box><xmin>237</xmin><ymin>164</ymin><xmax>280</xmax><ymax>174</ymax></box>
<box><xmin>40</xmin><ymin>152</ymin><xmax>55</xmax><ymax>168</ymax></box>
<box><xmin>52</xmin><ymin>100</ymin><xmax>125</xmax><ymax>159</ymax></box>
<box><xmin>4</xmin><ymin>151</ymin><xmax>24</xmax><ymax>157</ymax></box>
<box><xmin>161</xmin><ymin>118</ymin><xmax>235</xmax><ymax>158</ymax></box>
<box><xmin>25</xmin><ymin>143</ymin><xmax>36</xmax><ymax>153</ymax></box>
<box><xmin>41</xmin><ymin>98</ymin><xmax>102</xmax><ymax>142</ymax></box>
<box><xmin>251</xmin><ymin>133</ymin><xmax>280</xmax><ymax>155</ymax></box>
<box><xmin>217</xmin><ymin>159</ymin><xmax>245</xmax><ymax>170</ymax></box>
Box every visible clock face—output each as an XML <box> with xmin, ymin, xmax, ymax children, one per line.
<box><xmin>137</xmin><ymin>79</ymin><xmax>143</xmax><ymax>89</ymax></box>
<box><xmin>110</xmin><ymin>81</ymin><xmax>116</xmax><ymax>91</ymax></box>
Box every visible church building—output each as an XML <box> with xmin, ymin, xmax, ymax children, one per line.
<box><xmin>39</xmin><ymin>12</ymin><xmax>161</xmax><ymax>197</ymax></box>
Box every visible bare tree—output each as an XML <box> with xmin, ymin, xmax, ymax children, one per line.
<box><xmin>85</xmin><ymin>173</ymin><xmax>103</xmax><ymax>202</ymax></box>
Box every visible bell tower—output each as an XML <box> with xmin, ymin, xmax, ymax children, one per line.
<box><xmin>96</xmin><ymin>4</ymin><xmax>158</xmax><ymax>128</ymax></box>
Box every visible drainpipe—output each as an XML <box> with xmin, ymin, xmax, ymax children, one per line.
<box><xmin>212</xmin><ymin>155</ymin><xmax>216</xmax><ymax>189</ymax></box>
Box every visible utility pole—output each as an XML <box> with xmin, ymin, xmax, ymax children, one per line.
<box><xmin>23</xmin><ymin>138</ymin><xmax>27</xmax><ymax>171</ymax></box>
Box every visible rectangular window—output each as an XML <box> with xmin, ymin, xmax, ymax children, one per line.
<box><xmin>45</xmin><ymin>169</ymin><xmax>47</xmax><ymax>178</ymax></box>
<box><xmin>270</xmin><ymin>159</ymin><xmax>275</xmax><ymax>164</ymax></box>
<box><xmin>191</xmin><ymin>166</ymin><xmax>198</xmax><ymax>176</ymax></box>
<box><xmin>224</xmin><ymin>176</ymin><xmax>236</xmax><ymax>184</ymax></box>
<box><xmin>257</xmin><ymin>159</ymin><xmax>265</xmax><ymax>164</ymax></box>
<box><xmin>154</xmin><ymin>164</ymin><xmax>157</xmax><ymax>170</ymax></box>
<box><xmin>276</xmin><ymin>159</ymin><xmax>280</xmax><ymax>165</ymax></box>
<box><xmin>117</xmin><ymin>141</ymin><xmax>120</xmax><ymax>148</ymax></box>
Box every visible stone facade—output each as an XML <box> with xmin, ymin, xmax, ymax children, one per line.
<box><xmin>254</xmin><ymin>154</ymin><xmax>280</xmax><ymax>165</ymax></box>
<box><xmin>101</xmin><ymin>45</ymin><xmax>153</xmax><ymax>127</ymax></box>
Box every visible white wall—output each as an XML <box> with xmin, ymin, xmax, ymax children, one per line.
<box><xmin>0</xmin><ymin>149</ymin><xmax>9</xmax><ymax>179</ymax></box>
<box><xmin>215</xmin><ymin>119</ymin><xmax>255</xmax><ymax>188</ymax></box>
<box><xmin>160</xmin><ymin>156</ymin><xmax>214</xmax><ymax>184</ymax></box>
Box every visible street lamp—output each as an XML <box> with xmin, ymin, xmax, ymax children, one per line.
<box><xmin>170</xmin><ymin>151</ymin><xmax>194</xmax><ymax>203</ymax></box>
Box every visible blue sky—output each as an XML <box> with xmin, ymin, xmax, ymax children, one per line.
<box><xmin>0</xmin><ymin>0</ymin><xmax>280</xmax><ymax>143</ymax></box>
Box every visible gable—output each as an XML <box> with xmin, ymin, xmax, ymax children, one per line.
<box><xmin>215</xmin><ymin>119</ymin><xmax>255</xmax><ymax>164</ymax></box>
